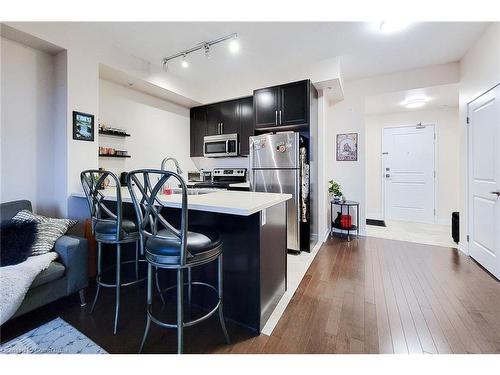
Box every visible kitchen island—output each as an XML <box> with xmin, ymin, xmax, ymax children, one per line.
<box><xmin>72</xmin><ymin>189</ymin><xmax>291</xmax><ymax>332</ymax></box>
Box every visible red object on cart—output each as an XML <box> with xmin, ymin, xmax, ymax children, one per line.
<box><xmin>340</xmin><ymin>215</ymin><xmax>352</xmax><ymax>228</ymax></box>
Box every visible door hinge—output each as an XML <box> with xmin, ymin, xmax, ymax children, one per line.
<box><xmin>466</xmin><ymin>117</ymin><xmax>470</xmax><ymax>124</ymax></box>
<box><xmin>467</xmin><ymin>235</ymin><xmax>470</xmax><ymax>242</ymax></box>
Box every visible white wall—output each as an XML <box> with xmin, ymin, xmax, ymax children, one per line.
<box><xmin>458</xmin><ymin>23</ymin><xmax>500</xmax><ymax>251</ymax></box>
<box><xmin>98</xmin><ymin>80</ymin><xmax>196</xmax><ymax>178</ymax></box>
<box><xmin>365</xmin><ymin>107</ymin><xmax>460</xmax><ymax>224</ymax></box>
<box><xmin>325</xmin><ymin>63</ymin><xmax>460</xmax><ymax>235</ymax></box>
<box><xmin>0</xmin><ymin>37</ymin><xmax>57</xmax><ymax>215</ymax></box>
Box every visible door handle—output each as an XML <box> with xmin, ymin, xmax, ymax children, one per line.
<box><xmin>221</xmin><ymin>122</ymin><xmax>224</xmax><ymax>134</ymax></box>
<box><xmin>491</xmin><ymin>190</ymin><xmax>500</xmax><ymax>197</ymax></box>
<box><xmin>218</xmin><ymin>123</ymin><xmax>221</xmax><ymax>134</ymax></box>
<box><xmin>275</xmin><ymin>111</ymin><xmax>278</xmax><ymax>125</ymax></box>
<box><xmin>279</xmin><ymin>110</ymin><xmax>282</xmax><ymax>125</ymax></box>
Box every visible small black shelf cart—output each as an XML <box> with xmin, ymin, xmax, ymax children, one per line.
<box><xmin>330</xmin><ymin>200</ymin><xmax>360</xmax><ymax>241</ymax></box>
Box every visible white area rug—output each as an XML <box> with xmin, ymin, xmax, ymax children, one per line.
<box><xmin>0</xmin><ymin>318</ymin><xmax>107</xmax><ymax>354</ymax></box>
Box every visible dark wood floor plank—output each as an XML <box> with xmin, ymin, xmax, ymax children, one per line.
<box><xmin>4</xmin><ymin>235</ymin><xmax>500</xmax><ymax>354</ymax></box>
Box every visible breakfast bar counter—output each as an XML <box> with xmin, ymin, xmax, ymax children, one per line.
<box><xmin>72</xmin><ymin>188</ymin><xmax>291</xmax><ymax>332</ymax></box>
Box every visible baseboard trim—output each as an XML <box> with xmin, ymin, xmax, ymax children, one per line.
<box><xmin>458</xmin><ymin>241</ymin><xmax>468</xmax><ymax>255</ymax></box>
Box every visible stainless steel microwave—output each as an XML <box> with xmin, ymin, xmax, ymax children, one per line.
<box><xmin>203</xmin><ymin>133</ymin><xmax>239</xmax><ymax>157</ymax></box>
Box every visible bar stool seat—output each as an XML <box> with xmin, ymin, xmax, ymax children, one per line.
<box><xmin>145</xmin><ymin>227</ymin><xmax>221</xmax><ymax>266</ymax></box>
<box><xmin>94</xmin><ymin>219</ymin><xmax>138</xmax><ymax>242</ymax></box>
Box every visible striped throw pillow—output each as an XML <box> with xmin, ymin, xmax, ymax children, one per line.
<box><xmin>12</xmin><ymin>210</ymin><xmax>78</xmax><ymax>256</ymax></box>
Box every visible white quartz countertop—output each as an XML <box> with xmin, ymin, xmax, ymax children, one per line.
<box><xmin>72</xmin><ymin>188</ymin><xmax>290</xmax><ymax>216</ymax></box>
<box><xmin>228</xmin><ymin>182</ymin><xmax>250</xmax><ymax>188</ymax></box>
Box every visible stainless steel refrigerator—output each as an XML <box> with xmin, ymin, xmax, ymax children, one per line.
<box><xmin>249</xmin><ymin>132</ymin><xmax>308</xmax><ymax>252</ymax></box>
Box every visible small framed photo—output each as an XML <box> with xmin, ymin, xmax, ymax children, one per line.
<box><xmin>336</xmin><ymin>133</ymin><xmax>358</xmax><ymax>161</ymax></box>
<box><xmin>73</xmin><ymin>111</ymin><xmax>94</xmax><ymax>142</ymax></box>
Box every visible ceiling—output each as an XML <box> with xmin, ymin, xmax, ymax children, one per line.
<box><xmin>74</xmin><ymin>22</ymin><xmax>488</xmax><ymax>102</ymax></box>
<box><xmin>365</xmin><ymin>83</ymin><xmax>459</xmax><ymax>114</ymax></box>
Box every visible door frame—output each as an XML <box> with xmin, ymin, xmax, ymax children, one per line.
<box><xmin>466</xmin><ymin>83</ymin><xmax>500</xmax><ymax>256</ymax></box>
<box><xmin>381</xmin><ymin>123</ymin><xmax>438</xmax><ymax>224</ymax></box>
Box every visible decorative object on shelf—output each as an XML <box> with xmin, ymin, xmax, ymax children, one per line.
<box><xmin>73</xmin><ymin>111</ymin><xmax>94</xmax><ymax>142</ymax></box>
<box><xmin>98</xmin><ymin>147</ymin><xmax>129</xmax><ymax>157</ymax></box>
<box><xmin>336</xmin><ymin>133</ymin><xmax>358</xmax><ymax>161</ymax></box>
<box><xmin>328</xmin><ymin>180</ymin><xmax>342</xmax><ymax>202</ymax></box>
<box><xmin>98</xmin><ymin>124</ymin><xmax>130</xmax><ymax>137</ymax></box>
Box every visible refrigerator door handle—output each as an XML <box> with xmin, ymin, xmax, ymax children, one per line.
<box><xmin>275</xmin><ymin>110</ymin><xmax>278</xmax><ymax>125</ymax></box>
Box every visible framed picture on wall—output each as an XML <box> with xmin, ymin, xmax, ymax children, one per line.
<box><xmin>336</xmin><ymin>133</ymin><xmax>358</xmax><ymax>161</ymax></box>
<box><xmin>72</xmin><ymin>111</ymin><xmax>94</xmax><ymax>141</ymax></box>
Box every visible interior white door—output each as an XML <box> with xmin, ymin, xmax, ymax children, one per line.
<box><xmin>383</xmin><ymin>125</ymin><xmax>435</xmax><ymax>223</ymax></box>
<box><xmin>468</xmin><ymin>85</ymin><xmax>500</xmax><ymax>280</ymax></box>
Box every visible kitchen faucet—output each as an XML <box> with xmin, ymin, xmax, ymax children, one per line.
<box><xmin>161</xmin><ymin>157</ymin><xmax>183</xmax><ymax>175</ymax></box>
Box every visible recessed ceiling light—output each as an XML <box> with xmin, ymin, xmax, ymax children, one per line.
<box><xmin>229</xmin><ymin>38</ymin><xmax>240</xmax><ymax>54</ymax></box>
<box><xmin>402</xmin><ymin>98</ymin><xmax>428</xmax><ymax>109</ymax></box>
<box><xmin>379</xmin><ymin>21</ymin><xmax>412</xmax><ymax>33</ymax></box>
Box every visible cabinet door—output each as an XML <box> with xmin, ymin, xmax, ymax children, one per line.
<box><xmin>205</xmin><ymin>104</ymin><xmax>221</xmax><ymax>136</ymax></box>
<box><xmin>279</xmin><ymin>80</ymin><xmax>309</xmax><ymax>126</ymax></box>
<box><xmin>254</xmin><ymin>86</ymin><xmax>279</xmax><ymax>128</ymax></box>
<box><xmin>239</xmin><ymin>96</ymin><xmax>254</xmax><ymax>156</ymax></box>
<box><xmin>219</xmin><ymin>100</ymin><xmax>239</xmax><ymax>134</ymax></box>
<box><xmin>190</xmin><ymin>107</ymin><xmax>206</xmax><ymax>157</ymax></box>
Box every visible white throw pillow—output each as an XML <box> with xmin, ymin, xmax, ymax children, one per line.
<box><xmin>12</xmin><ymin>210</ymin><xmax>78</xmax><ymax>256</ymax></box>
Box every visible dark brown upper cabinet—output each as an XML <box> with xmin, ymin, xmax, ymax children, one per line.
<box><xmin>189</xmin><ymin>96</ymin><xmax>253</xmax><ymax>157</ymax></box>
<box><xmin>254</xmin><ymin>79</ymin><xmax>310</xmax><ymax>130</ymax></box>
<box><xmin>239</xmin><ymin>96</ymin><xmax>254</xmax><ymax>156</ymax></box>
<box><xmin>254</xmin><ymin>86</ymin><xmax>279</xmax><ymax>128</ymax></box>
<box><xmin>190</xmin><ymin>106</ymin><xmax>207</xmax><ymax>157</ymax></box>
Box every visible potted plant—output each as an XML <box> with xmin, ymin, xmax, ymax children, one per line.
<box><xmin>328</xmin><ymin>180</ymin><xmax>342</xmax><ymax>203</ymax></box>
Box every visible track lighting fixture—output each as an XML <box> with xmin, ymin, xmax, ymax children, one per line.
<box><xmin>162</xmin><ymin>33</ymin><xmax>238</xmax><ymax>69</ymax></box>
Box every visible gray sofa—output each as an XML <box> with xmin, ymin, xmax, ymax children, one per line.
<box><xmin>0</xmin><ymin>200</ymin><xmax>88</xmax><ymax>320</ymax></box>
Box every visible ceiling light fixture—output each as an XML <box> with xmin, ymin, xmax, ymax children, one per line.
<box><xmin>379</xmin><ymin>21</ymin><xmax>412</xmax><ymax>33</ymax></box>
<box><xmin>228</xmin><ymin>36</ymin><xmax>240</xmax><ymax>54</ymax></box>
<box><xmin>181</xmin><ymin>55</ymin><xmax>189</xmax><ymax>68</ymax></box>
<box><xmin>402</xmin><ymin>98</ymin><xmax>428</xmax><ymax>109</ymax></box>
<box><xmin>162</xmin><ymin>33</ymin><xmax>238</xmax><ymax>68</ymax></box>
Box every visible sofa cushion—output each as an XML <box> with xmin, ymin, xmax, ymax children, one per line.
<box><xmin>30</xmin><ymin>261</ymin><xmax>65</xmax><ymax>289</ymax></box>
<box><xmin>0</xmin><ymin>220</ymin><xmax>38</xmax><ymax>267</ymax></box>
<box><xmin>0</xmin><ymin>200</ymin><xmax>32</xmax><ymax>224</ymax></box>
<box><xmin>12</xmin><ymin>210</ymin><xmax>77</xmax><ymax>256</ymax></box>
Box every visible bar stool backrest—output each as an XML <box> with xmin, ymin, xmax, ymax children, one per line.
<box><xmin>126</xmin><ymin>169</ymin><xmax>188</xmax><ymax>265</ymax></box>
<box><xmin>80</xmin><ymin>169</ymin><xmax>124</xmax><ymax>239</ymax></box>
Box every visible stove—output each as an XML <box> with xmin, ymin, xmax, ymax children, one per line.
<box><xmin>193</xmin><ymin>168</ymin><xmax>247</xmax><ymax>189</ymax></box>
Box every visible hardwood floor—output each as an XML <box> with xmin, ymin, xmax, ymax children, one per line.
<box><xmin>3</xmin><ymin>236</ymin><xmax>500</xmax><ymax>354</ymax></box>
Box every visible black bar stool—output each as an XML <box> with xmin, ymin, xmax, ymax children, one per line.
<box><xmin>80</xmin><ymin>170</ymin><xmax>146</xmax><ymax>334</ymax></box>
<box><xmin>127</xmin><ymin>169</ymin><xmax>230</xmax><ymax>354</ymax></box>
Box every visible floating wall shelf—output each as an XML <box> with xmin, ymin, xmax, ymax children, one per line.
<box><xmin>99</xmin><ymin>130</ymin><xmax>131</xmax><ymax>137</ymax></box>
<box><xmin>98</xmin><ymin>154</ymin><xmax>131</xmax><ymax>158</ymax></box>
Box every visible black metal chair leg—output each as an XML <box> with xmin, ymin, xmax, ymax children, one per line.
<box><xmin>187</xmin><ymin>267</ymin><xmax>192</xmax><ymax>317</ymax></box>
<box><xmin>155</xmin><ymin>267</ymin><xmax>166</xmax><ymax>304</ymax></box>
<box><xmin>91</xmin><ymin>242</ymin><xmax>102</xmax><ymax>313</ymax></box>
<box><xmin>139</xmin><ymin>264</ymin><xmax>153</xmax><ymax>353</ymax></box>
<box><xmin>218</xmin><ymin>254</ymin><xmax>230</xmax><ymax>344</ymax></box>
<box><xmin>135</xmin><ymin>240</ymin><xmax>139</xmax><ymax>281</ymax></box>
<box><xmin>177</xmin><ymin>268</ymin><xmax>184</xmax><ymax>354</ymax></box>
<box><xmin>79</xmin><ymin>289</ymin><xmax>87</xmax><ymax>307</ymax></box>
<box><xmin>114</xmin><ymin>244</ymin><xmax>121</xmax><ymax>335</ymax></box>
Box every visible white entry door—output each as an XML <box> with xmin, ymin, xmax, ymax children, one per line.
<box><xmin>383</xmin><ymin>125</ymin><xmax>435</xmax><ymax>223</ymax></box>
<box><xmin>468</xmin><ymin>85</ymin><xmax>500</xmax><ymax>280</ymax></box>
